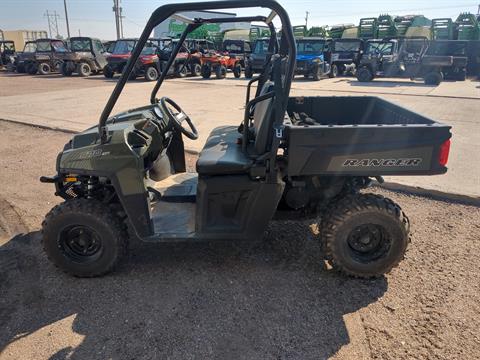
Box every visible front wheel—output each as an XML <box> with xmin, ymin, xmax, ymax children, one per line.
<box><xmin>103</xmin><ymin>64</ymin><xmax>114</xmax><ymax>78</ymax></box>
<box><xmin>145</xmin><ymin>65</ymin><xmax>159</xmax><ymax>81</ymax></box>
<box><xmin>42</xmin><ymin>199</ymin><xmax>128</xmax><ymax>277</ymax></box>
<box><xmin>175</xmin><ymin>63</ymin><xmax>187</xmax><ymax>78</ymax></box>
<box><xmin>244</xmin><ymin>65</ymin><xmax>253</xmax><ymax>79</ymax></box>
<box><xmin>233</xmin><ymin>63</ymin><xmax>242</xmax><ymax>78</ymax></box>
<box><xmin>356</xmin><ymin>67</ymin><xmax>373</xmax><ymax>82</ymax></box>
<box><xmin>77</xmin><ymin>62</ymin><xmax>92</xmax><ymax>77</ymax></box>
<box><xmin>190</xmin><ymin>63</ymin><xmax>201</xmax><ymax>77</ymax></box>
<box><xmin>328</xmin><ymin>64</ymin><xmax>338</xmax><ymax>78</ymax></box>
<box><xmin>61</xmin><ymin>62</ymin><xmax>73</xmax><ymax>76</ymax></box>
<box><xmin>321</xmin><ymin>193</ymin><xmax>410</xmax><ymax>278</ymax></box>
<box><xmin>215</xmin><ymin>65</ymin><xmax>227</xmax><ymax>79</ymax></box>
<box><xmin>201</xmin><ymin>64</ymin><xmax>211</xmax><ymax>79</ymax></box>
<box><xmin>424</xmin><ymin>71</ymin><xmax>443</xmax><ymax>86</ymax></box>
<box><xmin>38</xmin><ymin>62</ymin><xmax>51</xmax><ymax>75</ymax></box>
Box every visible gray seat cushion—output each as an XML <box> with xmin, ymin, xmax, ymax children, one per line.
<box><xmin>196</xmin><ymin>126</ymin><xmax>253</xmax><ymax>175</ymax></box>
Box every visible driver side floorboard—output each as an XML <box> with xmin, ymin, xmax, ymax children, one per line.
<box><xmin>151</xmin><ymin>201</ymin><xmax>196</xmax><ymax>235</ymax></box>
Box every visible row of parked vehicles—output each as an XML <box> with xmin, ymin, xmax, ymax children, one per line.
<box><xmin>1</xmin><ymin>34</ymin><xmax>472</xmax><ymax>86</ymax></box>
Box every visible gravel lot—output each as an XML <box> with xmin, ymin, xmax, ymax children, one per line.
<box><xmin>1</xmin><ymin>121</ymin><xmax>479</xmax><ymax>359</ymax></box>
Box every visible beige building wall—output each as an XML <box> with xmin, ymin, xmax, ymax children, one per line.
<box><xmin>2</xmin><ymin>30</ymin><xmax>48</xmax><ymax>50</ymax></box>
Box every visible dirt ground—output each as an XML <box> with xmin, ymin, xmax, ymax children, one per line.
<box><xmin>0</xmin><ymin>121</ymin><xmax>479</xmax><ymax>359</ymax></box>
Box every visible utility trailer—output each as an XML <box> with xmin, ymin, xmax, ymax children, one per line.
<box><xmin>39</xmin><ymin>0</ymin><xmax>452</xmax><ymax>280</ymax></box>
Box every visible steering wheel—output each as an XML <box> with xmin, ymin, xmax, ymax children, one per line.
<box><xmin>159</xmin><ymin>97</ymin><xmax>198</xmax><ymax>140</ymax></box>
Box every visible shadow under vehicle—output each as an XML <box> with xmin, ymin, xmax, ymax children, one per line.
<box><xmin>331</xmin><ymin>38</ymin><xmax>364</xmax><ymax>76</ymax></box>
<box><xmin>25</xmin><ymin>38</ymin><xmax>69</xmax><ymax>75</ymax></box>
<box><xmin>60</xmin><ymin>37</ymin><xmax>108</xmax><ymax>77</ymax></box>
<box><xmin>244</xmin><ymin>36</ymin><xmax>277</xmax><ymax>78</ymax></box>
<box><xmin>40</xmin><ymin>0</ymin><xmax>451</xmax><ymax>279</ymax></box>
<box><xmin>0</xmin><ymin>40</ymin><xmax>15</xmax><ymax>69</ymax></box>
<box><xmin>356</xmin><ymin>37</ymin><xmax>467</xmax><ymax>85</ymax></box>
<box><xmin>294</xmin><ymin>37</ymin><xmax>336</xmax><ymax>80</ymax></box>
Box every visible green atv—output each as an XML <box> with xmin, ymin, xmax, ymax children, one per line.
<box><xmin>40</xmin><ymin>0</ymin><xmax>452</xmax><ymax>279</ymax></box>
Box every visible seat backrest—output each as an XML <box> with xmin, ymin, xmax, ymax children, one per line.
<box><xmin>252</xmin><ymin>81</ymin><xmax>275</xmax><ymax>155</ymax></box>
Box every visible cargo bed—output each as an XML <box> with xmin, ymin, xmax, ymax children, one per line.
<box><xmin>284</xmin><ymin>96</ymin><xmax>452</xmax><ymax>176</ymax></box>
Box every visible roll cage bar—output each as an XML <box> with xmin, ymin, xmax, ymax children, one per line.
<box><xmin>99</xmin><ymin>0</ymin><xmax>296</xmax><ymax>143</ymax></box>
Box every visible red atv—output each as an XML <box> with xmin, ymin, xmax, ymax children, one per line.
<box><xmin>200</xmin><ymin>50</ymin><xmax>242</xmax><ymax>79</ymax></box>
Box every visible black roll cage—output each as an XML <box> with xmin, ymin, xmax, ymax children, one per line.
<box><xmin>98</xmin><ymin>0</ymin><xmax>296</xmax><ymax>143</ymax></box>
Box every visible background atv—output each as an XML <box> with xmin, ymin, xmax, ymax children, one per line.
<box><xmin>222</xmin><ymin>39</ymin><xmax>251</xmax><ymax>68</ymax></box>
<box><xmin>156</xmin><ymin>39</ymin><xmax>193</xmax><ymax>78</ymax></box>
<box><xmin>331</xmin><ymin>38</ymin><xmax>364</xmax><ymax>76</ymax></box>
<box><xmin>60</xmin><ymin>37</ymin><xmax>108</xmax><ymax>77</ymax></box>
<box><xmin>24</xmin><ymin>39</ymin><xmax>68</xmax><ymax>75</ymax></box>
<box><xmin>294</xmin><ymin>37</ymin><xmax>336</xmax><ymax>80</ymax></box>
<box><xmin>103</xmin><ymin>38</ymin><xmax>138</xmax><ymax>79</ymax></box>
<box><xmin>200</xmin><ymin>50</ymin><xmax>242</xmax><ymax>79</ymax></box>
<box><xmin>40</xmin><ymin>0</ymin><xmax>451</xmax><ymax>280</ymax></box>
<box><xmin>0</xmin><ymin>40</ymin><xmax>16</xmax><ymax>69</ymax></box>
<box><xmin>356</xmin><ymin>37</ymin><xmax>466</xmax><ymax>85</ymax></box>
<box><xmin>13</xmin><ymin>41</ymin><xmax>36</xmax><ymax>73</ymax></box>
<box><xmin>185</xmin><ymin>39</ymin><xmax>216</xmax><ymax>76</ymax></box>
<box><xmin>244</xmin><ymin>37</ymin><xmax>274</xmax><ymax>78</ymax></box>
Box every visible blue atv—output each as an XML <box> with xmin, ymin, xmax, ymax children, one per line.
<box><xmin>294</xmin><ymin>37</ymin><xmax>337</xmax><ymax>80</ymax></box>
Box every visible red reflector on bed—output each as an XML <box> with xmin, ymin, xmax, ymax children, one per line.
<box><xmin>439</xmin><ymin>139</ymin><xmax>450</xmax><ymax>166</ymax></box>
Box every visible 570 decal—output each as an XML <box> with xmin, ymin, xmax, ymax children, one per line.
<box><xmin>343</xmin><ymin>158</ymin><xmax>422</xmax><ymax>167</ymax></box>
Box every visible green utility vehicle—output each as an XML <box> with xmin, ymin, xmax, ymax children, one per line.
<box><xmin>455</xmin><ymin>13</ymin><xmax>480</xmax><ymax>40</ymax></box>
<box><xmin>431</xmin><ymin>18</ymin><xmax>455</xmax><ymax>40</ymax></box>
<box><xmin>377</xmin><ymin>14</ymin><xmax>397</xmax><ymax>38</ymax></box>
<box><xmin>358</xmin><ymin>17</ymin><xmax>378</xmax><ymax>39</ymax></box>
<box><xmin>60</xmin><ymin>37</ymin><xmax>108</xmax><ymax>77</ymax></box>
<box><xmin>40</xmin><ymin>0</ymin><xmax>451</xmax><ymax>279</ymax></box>
<box><xmin>356</xmin><ymin>37</ymin><xmax>464</xmax><ymax>85</ymax></box>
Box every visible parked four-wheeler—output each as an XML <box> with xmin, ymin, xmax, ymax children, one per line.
<box><xmin>356</xmin><ymin>37</ymin><xmax>465</xmax><ymax>85</ymax></box>
<box><xmin>40</xmin><ymin>0</ymin><xmax>451</xmax><ymax>280</ymax></box>
<box><xmin>222</xmin><ymin>39</ymin><xmax>251</xmax><ymax>67</ymax></box>
<box><xmin>60</xmin><ymin>37</ymin><xmax>108</xmax><ymax>77</ymax></box>
<box><xmin>13</xmin><ymin>41</ymin><xmax>37</xmax><ymax>73</ymax></box>
<box><xmin>156</xmin><ymin>39</ymin><xmax>193</xmax><ymax>78</ymax></box>
<box><xmin>294</xmin><ymin>37</ymin><xmax>336</xmax><ymax>80</ymax></box>
<box><xmin>244</xmin><ymin>37</ymin><xmax>277</xmax><ymax>78</ymax></box>
<box><xmin>0</xmin><ymin>40</ymin><xmax>16</xmax><ymax>69</ymax></box>
<box><xmin>331</xmin><ymin>38</ymin><xmax>364</xmax><ymax>76</ymax></box>
<box><xmin>200</xmin><ymin>49</ymin><xmax>243</xmax><ymax>79</ymax></box>
<box><xmin>426</xmin><ymin>40</ymin><xmax>470</xmax><ymax>81</ymax></box>
<box><xmin>103</xmin><ymin>38</ymin><xmax>138</xmax><ymax>78</ymax></box>
<box><xmin>25</xmin><ymin>38</ymin><xmax>69</xmax><ymax>75</ymax></box>
<box><xmin>185</xmin><ymin>39</ymin><xmax>216</xmax><ymax>76</ymax></box>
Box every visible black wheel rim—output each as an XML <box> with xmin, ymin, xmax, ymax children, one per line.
<box><xmin>346</xmin><ymin>224</ymin><xmax>391</xmax><ymax>263</ymax></box>
<box><xmin>59</xmin><ymin>225</ymin><xmax>103</xmax><ymax>263</ymax></box>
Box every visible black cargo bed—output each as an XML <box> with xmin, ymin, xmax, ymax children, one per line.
<box><xmin>284</xmin><ymin>96</ymin><xmax>451</xmax><ymax>176</ymax></box>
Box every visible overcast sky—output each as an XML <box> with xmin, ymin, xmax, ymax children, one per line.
<box><xmin>1</xmin><ymin>0</ymin><xmax>478</xmax><ymax>40</ymax></box>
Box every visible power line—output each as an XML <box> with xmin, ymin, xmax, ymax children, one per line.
<box><xmin>44</xmin><ymin>10</ymin><xmax>60</xmax><ymax>38</ymax></box>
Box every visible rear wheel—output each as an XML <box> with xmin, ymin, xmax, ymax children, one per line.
<box><xmin>27</xmin><ymin>63</ymin><xmax>38</xmax><ymax>75</ymax></box>
<box><xmin>356</xmin><ymin>67</ymin><xmax>373</xmax><ymax>82</ymax></box>
<box><xmin>233</xmin><ymin>63</ymin><xmax>242</xmax><ymax>78</ymax></box>
<box><xmin>103</xmin><ymin>64</ymin><xmax>114</xmax><ymax>78</ymax></box>
<box><xmin>201</xmin><ymin>64</ymin><xmax>211</xmax><ymax>79</ymax></box>
<box><xmin>456</xmin><ymin>68</ymin><xmax>466</xmax><ymax>81</ymax></box>
<box><xmin>328</xmin><ymin>64</ymin><xmax>338</xmax><ymax>78</ymax></box>
<box><xmin>38</xmin><ymin>62</ymin><xmax>51</xmax><ymax>75</ymax></box>
<box><xmin>16</xmin><ymin>63</ymin><xmax>25</xmax><ymax>73</ymax></box>
<box><xmin>190</xmin><ymin>63</ymin><xmax>201</xmax><ymax>77</ymax></box>
<box><xmin>145</xmin><ymin>65</ymin><xmax>159</xmax><ymax>81</ymax></box>
<box><xmin>215</xmin><ymin>65</ymin><xmax>227</xmax><ymax>79</ymax></box>
<box><xmin>424</xmin><ymin>71</ymin><xmax>443</xmax><ymax>85</ymax></box>
<box><xmin>61</xmin><ymin>62</ymin><xmax>73</xmax><ymax>76</ymax></box>
<box><xmin>77</xmin><ymin>62</ymin><xmax>92</xmax><ymax>77</ymax></box>
<box><xmin>312</xmin><ymin>65</ymin><xmax>322</xmax><ymax>81</ymax></box>
<box><xmin>321</xmin><ymin>193</ymin><xmax>409</xmax><ymax>278</ymax></box>
<box><xmin>42</xmin><ymin>199</ymin><xmax>128</xmax><ymax>277</ymax></box>
<box><xmin>244</xmin><ymin>65</ymin><xmax>253</xmax><ymax>78</ymax></box>
<box><xmin>175</xmin><ymin>64</ymin><xmax>187</xmax><ymax>78</ymax></box>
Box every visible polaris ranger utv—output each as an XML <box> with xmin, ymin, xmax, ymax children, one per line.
<box><xmin>60</xmin><ymin>37</ymin><xmax>108</xmax><ymax>77</ymax></box>
<box><xmin>25</xmin><ymin>38</ymin><xmax>69</xmax><ymax>75</ymax></box>
<box><xmin>331</xmin><ymin>38</ymin><xmax>364</xmax><ymax>76</ymax></box>
<box><xmin>40</xmin><ymin>0</ymin><xmax>452</xmax><ymax>279</ymax></box>
<box><xmin>244</xmin><ymin>36</ymin><xmax>277</xmax><ymax>78</ymax></box>
<box><xmin>13</xmin><ymin>41</ymin><xmax>37</xmax><ymax>73</ymax></box>
<box><xmin>356</xmin><ymin>37</ymin><xmax>463</xmax><ymax>85</ymax></box>
<box><xmin>294</xmin><ymin>37</ymin><xmax>336</xmax><ymax>80</ymax></box>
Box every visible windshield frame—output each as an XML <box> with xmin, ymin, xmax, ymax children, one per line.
<box><xmin>98</xmin><ymin>0</ymin><xmax>296</xmax><ymax>142</ymax></box>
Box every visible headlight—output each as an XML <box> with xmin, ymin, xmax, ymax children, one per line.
<box><xmin>312</xmin><ymin>58</ymin><xmax>322</xmax><ymax>63</ymax></box>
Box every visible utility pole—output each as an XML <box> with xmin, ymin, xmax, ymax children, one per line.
<box><xmin>113</xmin><ymin>0</ymin><xmax>121</xmax><ymax>39</ymax></box>
<box><xmin>119</xmin><ymin>5</ymin><xmax>125</xmax><ymax>38</ymax></box>
<box><xmin>305</xmin><ymin>11</ymin><xmax>309</xmax><ymax>28</ymax></box>
<box><xmin>63</xmin><ymin>0</ymin><xmax>71</xmax><ymax>39</ymax></box>
<box><xmin>44</xmin><ymin>10</ymin><xmax>60</xmax><ymax>38</ymax></box>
